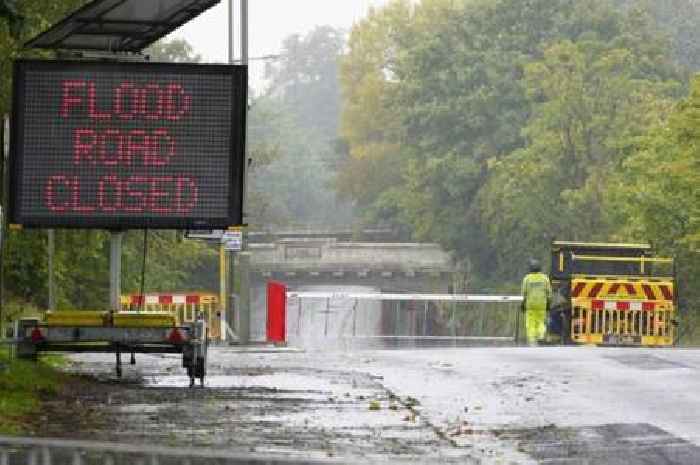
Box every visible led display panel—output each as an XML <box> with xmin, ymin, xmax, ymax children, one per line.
<box><xmin>10</xmin><ymin>60</ymin><xmax>246</xmax><ymax>229</ymax></box>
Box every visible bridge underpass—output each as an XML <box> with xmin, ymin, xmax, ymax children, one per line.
<box><xmin>241</xmin><ymin>233</ymin><xmax>458</xmax><ymax>343</ymax></box>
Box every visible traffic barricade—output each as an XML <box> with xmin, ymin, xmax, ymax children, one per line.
<box><xmin>120</xmin><ymin>293</ymin><xmax>223</xmax><ymax>341</ymax></box>
<box><xmin>570</xmin><ymin>278</ymin><xmax>675</xmax><ymax>346</ymax></box>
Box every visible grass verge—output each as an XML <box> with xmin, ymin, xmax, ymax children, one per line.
<box><xmin>0</xmin><ymin>347</ymin><xmax>67</xmax><ymax>434</ymax></box>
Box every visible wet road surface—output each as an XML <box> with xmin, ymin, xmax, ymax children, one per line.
<box><xmin>28</xmin><ymin>346</ymin><xmax>700</xmax><ymax>464</ymax></box>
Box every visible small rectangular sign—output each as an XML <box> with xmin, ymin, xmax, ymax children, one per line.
<box><xmin>9</xmin><ymin>60</ymin><xmax>247</xmax><ymax>229</ymax></box>
<box><xmin>223</xmin><ymin>240</ymin><xmax>242</xmax><ymax>251</ymax></box>
<box><xmin>222</xmin><ymin>230</ymin><xmax>242</xmax><ymax>251</ymax></box>
<box><xmin>185</xmin><ymin>229</ymin><xmax>224</xmax><ymax>240</ymax></box>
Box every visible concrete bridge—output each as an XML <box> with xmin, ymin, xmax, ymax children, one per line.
<box><xmin>235</xmin><ymin>231</ymin><xmax>458</xmax><ymax>342</ymax></box>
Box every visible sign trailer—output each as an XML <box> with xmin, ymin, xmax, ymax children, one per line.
<box><xmin>8</xmin><ymin>60</ymin><xmax>246</xmax><ymax>385</ymax></box>
<box><xmin>4</xmin><ymin>0</ymin><xmax>248</xmax><ymax>385</ymax></box>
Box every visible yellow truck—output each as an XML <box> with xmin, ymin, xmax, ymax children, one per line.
<box><xmin>549</xmin><ymin>241</ymin><xmax>676</xmax><ymax>346</ymax></box>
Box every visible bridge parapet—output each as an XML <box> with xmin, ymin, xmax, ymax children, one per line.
<box><xmin>249</xmin><ymin>238</ymin><xmax>455</xmax><ymax>275</ymax></box>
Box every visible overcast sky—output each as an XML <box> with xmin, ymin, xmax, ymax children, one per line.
<box><xmin>167</xmin><ymin>0</ymin><xmax>390</xmax><ymax>87</ymax></box>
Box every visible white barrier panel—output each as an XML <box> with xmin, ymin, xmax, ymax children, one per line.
<box><xmin>285</xmin><ymin>292</ymin><xmax>522</xmax><ymax>349</ymax></box>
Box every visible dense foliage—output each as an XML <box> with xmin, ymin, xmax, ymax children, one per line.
<box><xmin>337</xmin><ymin>0</ymin><xmax>699</xmax><ymax>336</ymax></box>
<box><xmin>1</xmin><ymin>0</ymin><xmax>698</xmax><ymax>340</ymax></box>
<box><xmin>247</xmin><ymin>26</ymin><xmax>353</xmax><ymax>228</ymax></box>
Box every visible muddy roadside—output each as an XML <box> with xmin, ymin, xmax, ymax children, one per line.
<box><xmin>0</xmin><ymin>349</ymin><xmax>105</xmax><ymax>436</ymax></box>
<box><xmin>26</xmin><ymin>372</ymin><xmax>121</xmax><ymax>436</ymax></box>
<box><xmin>20</xmin><ymin>351</ymin><xmax>478</xmax><ymax>463</ymax></box>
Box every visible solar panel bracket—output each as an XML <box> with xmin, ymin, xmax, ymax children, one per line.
<box><xmin>55</xmin><ymin>50</ymin><xmax>148</xmax><ymax>62</ymax></box>
<box><xmin>25</xmin><ymin>0</ymin><xmax>221</xmax><ymax>53</ymax></box>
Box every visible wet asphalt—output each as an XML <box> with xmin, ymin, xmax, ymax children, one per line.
<box><xmin>22</xmin><ymin>346</ymin><xmax>700</xmax><ymax>464</ymax></box>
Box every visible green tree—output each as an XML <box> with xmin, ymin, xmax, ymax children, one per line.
<box><xmin>0</xmin><ymin>0</ymin><xmax>24</xmax><ymax>38</ymax></box>
<box><xmin>608</xmin><ymin>76</ymin><xmax>700</xmax><ymax>339</ymax></box>
<box><xmin>1</xmin><ymin>0</ymin><xmax>86</xmax><ymax>114</ymax></box>
<box><xmin>265</xmin><ymin>26</ymin><xmax>344</xmax><ymax>139</ymax></box>
<box><xmin>144</xmin><ymin>38</ymin><xmax>202</xmax><ymax>63</ymax></box>
<box><xmin>480</xmin><ymin>39</ymin><xmax>678</xmax><ymax>278</ymax></box>
<box><xmin>247</xmin><ymin>26</ymin><xmax>353</xmax><ymax>228</ymax></box>
<box><xmin>338</xmin><ymin>0</ymin><xmax>683</xmax><ymax>284</ymax></box>
<box><xmin>614</xmin><ymin>0</ymin><xmax>700</xmax><ymax>72</ymax></box>
<box><xmin>336</xmin><ymin>2</ymin><xmax>410</xmax><ymax>217</ymax></box>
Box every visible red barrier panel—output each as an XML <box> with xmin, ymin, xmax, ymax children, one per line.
<box><xmin>267</xmin><ymin>281</ymin><xmax>287</xmax><ymax>343</ymax></box>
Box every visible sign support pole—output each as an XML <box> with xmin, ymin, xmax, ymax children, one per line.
<box><xmin>241</xmin><ymin>0</ymin><xmax>248</xmax><ymax>65</ymax></box>
<box><xmin>238</xmin><ymin>0</ymin><xmax>250</xmax><ymax>344</ymax></box>
<box><xmin>109</xmin><ymin>231</ymin><xmax>122</xmax><ymax>312</ymax></box>
<box><xmin>224</xmin><ymin>0</ymin><xmax>250</xmax><ymax>345</ymax></box>
<box><xmin>226</xmin><ymin>0</ymin><xmax>236</xmax><ymax>344</ymax></box>
<box><xmin>219</xmin><ymin>243</ymin><xmax>227</xmax><ymax>341</ymax></box>
<box><xmin>234</xmin><ymin>252</ymin><xmax>250</xmax><ymax>344</ymax></box>
<box><xmin>48</xmin><ymin>230</ymin><xmax>55</xmax><ymax>311</ymax></box>
<box><xmin>0</xmin><ymin>115</ymin><xmax>7</xmax><ymax>336</ymax></box>
<box><xmin>228</xmin><ymin>0</ymin><xmax>235</xmax><ymax>64</ymax></box>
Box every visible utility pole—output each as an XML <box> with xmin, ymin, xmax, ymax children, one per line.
<box><xmin>109</xmin><ymin>232</ymin><xmax>122</xmax><ymax>311</ymax></box>
<box><xmin>224</xmin><ymin>0</ymin><xmax>250</xmax><ymax>344</ymax></box>
<box><xmin>228</xmin><ymin>0</ymin><xmax>234</xmax><ymax>64</ymax></box>
<box><xmin>239</xmin><ymin>0</ymin><xmax>249</xmax><ymax>345</ymax></box>
<box><xmin>229</xmin><ymin>0</ymin><xmax>250</xmax><ymax>344</ymax></box>
<box><xmin>221</xmin><ymin>0</ymin><xmax>235</xmax><ymax>343</ymax></box>
<box><xmin>241</xmin><ymin>0</ymin><xmax>248</xmax><ymax>65</ymax></box>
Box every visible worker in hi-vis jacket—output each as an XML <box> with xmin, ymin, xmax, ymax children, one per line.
<box><xmin>521</xmin><ymin>259</ymin><xmax>552</xmax><ymax>345</ymax></box>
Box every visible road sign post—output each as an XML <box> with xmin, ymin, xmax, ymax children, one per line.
<box><xmin>222</xmin><ymin>230</ymin><xmax>243</xmax><ymax>251</ymax></box>
<box><xmin>222</xmin><ymin>228</ymin><xmax>244</xmax><ymax>343</ymax></box>
<box><xmin>234</xmin><ymin>251</ymin><xmax>250</xmax><ymax>345</ymax></box>
<box><xmin>0</xmin><ymin>114</ymin><xmax>7</xmax><ymax>336</ymax></box>
<box><xmin>47</xmin><ymin>229</ymin><xmax>55</xmax><ymax>311</ymax></box>
<box><xmin>109</xmin><ymin>231</ymin><xmax>122</xmax><ymax>312</ymax></box>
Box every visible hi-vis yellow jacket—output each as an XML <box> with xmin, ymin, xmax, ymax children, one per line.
<box><xmin>521</xmin><ymin>272</ymin><xmax>552</xmax><ymax>313</ymax></box>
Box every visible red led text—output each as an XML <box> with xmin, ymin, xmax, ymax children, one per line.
<box><xmin>59</xmin><ymin>80</ymin><xmax>191</xmax><ymax>121</ymax></box>
<box><xmin>73</xmin><ymin>128</ymin><xmax>175</xmax><ymax>166</ymax></box>
<box><xmin>45</xmin><ymin>174</ymin><xmax>199</xmax><ymax>214</ymax></box>
<box><xmin>45</xmin><ymin>77</ymin><xmax>201</xmax><ymax>216</ymax></box>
